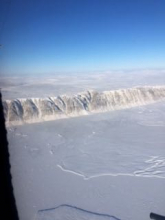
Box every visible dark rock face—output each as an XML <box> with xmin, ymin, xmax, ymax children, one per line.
<box><xmin>3</xmin><ymin>86</ymin><xmax>165</xmax><ymax>125</ymax></box>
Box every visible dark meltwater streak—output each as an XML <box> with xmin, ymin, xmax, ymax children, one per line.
<box><xmin>36</xmin><ymin>204</ymin><xmax>121</xmax><ymax>220</ymax></box>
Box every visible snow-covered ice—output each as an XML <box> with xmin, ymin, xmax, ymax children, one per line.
<box><xmin>6</xmin><ymin>101</ymin><xmax>165</xmax><ymax>220</ymax></box>
<box><xmin>3</xmin><ymin>71</ymin><xmax>165</xmax><ymax>220</ymax></box>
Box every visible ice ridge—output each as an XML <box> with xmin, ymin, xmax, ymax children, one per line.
<box><xmin>3</xmin><ymin>86</ymin><xmax>165</xmax><ymax>125</ymax></box>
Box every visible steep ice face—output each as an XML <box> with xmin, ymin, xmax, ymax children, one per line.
<box><xmin>3</xmin><ymin>86</ymin><xmax>165</xmax><ymax>126</ymax></box>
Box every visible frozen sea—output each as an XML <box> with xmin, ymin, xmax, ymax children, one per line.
<box><xmin>6</xmin><ymin>101</ymin><xmax>165</xmax><ymax>220</ymax></box>
<box><xmin>2</xmin><ymin>71</ymin><xmax>165</xmax><ymax>220</ymax></box>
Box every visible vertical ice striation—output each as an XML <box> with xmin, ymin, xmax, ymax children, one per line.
<box><xmin>3</xmin><ymin>86</ymin><xmax>165</xmax><ymax>125</ymax></box>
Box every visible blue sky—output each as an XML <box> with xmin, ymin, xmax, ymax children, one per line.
<box><xmin>0</xmin><ymin>0</ymin><xmax>165</xmax><ymax>75</ymax></box>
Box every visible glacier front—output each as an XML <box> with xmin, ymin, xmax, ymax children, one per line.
<box><xmin>3</xmin><ymin>86</ymin><xmax>165</xmax><ymax>126</ymax></box>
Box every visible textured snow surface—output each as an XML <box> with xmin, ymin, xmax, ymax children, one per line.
<box><xmin>4</xmin><ymin>72</ymin><xmax>165</xmax><ymax>220</ymax></box>
<box><xmin>3</xmin><ymin>86</ymin><xmax>165</xmax><ymax>125</ymax></box>
<box><xmin>46</xmin><ymin>101</ymin><xmax>165</xmax><ymax>179</ymax></box>
<box><xmin>7</xmin><ymin>101</ymin><xmax>165</xmax><ymax>220</ymax></box>
<box><xmin>36</xmin><ymin>205</ymin><xmax>120</xmax><ymax>220</ymax></box>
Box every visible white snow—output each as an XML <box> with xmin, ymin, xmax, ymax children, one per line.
<box><xmin>3</xmin><ymin>71</ymin><xmax>165</xmax><ymax>220</ymax></box>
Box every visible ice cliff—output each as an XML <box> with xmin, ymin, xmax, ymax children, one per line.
<box><xmin>3</xmin><ymin>86</ymin><xmax>165</xmax><ymax>126</ymax></box>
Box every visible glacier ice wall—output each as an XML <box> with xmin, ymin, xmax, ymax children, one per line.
<box><xmin>3</xmin><ymin>86</ymin><xmax>165</xmax><ymax>126</ymax></box>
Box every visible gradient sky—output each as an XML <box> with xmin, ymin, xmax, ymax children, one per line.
<box><xmin>0</xmin><ymin>0</ymin><xmax>165</xmax><ymax>75</ymax></box>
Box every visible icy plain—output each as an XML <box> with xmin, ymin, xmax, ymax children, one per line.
<box><xmin>2</xmin><ymin>70</ymin><xmax>165</xmax><ymax>220</ymax></box>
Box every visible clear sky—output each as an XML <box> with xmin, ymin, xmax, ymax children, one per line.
<box><xmin>0</xmin><ymin>0</ymin><xmax>165</xmax><ymax>75</ymax></box>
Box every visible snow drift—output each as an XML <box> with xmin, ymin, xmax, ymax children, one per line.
<box><xmin>3</xmin><ymin>86</ymin><xmax>165</xmax><ymax>126</ymax></box>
